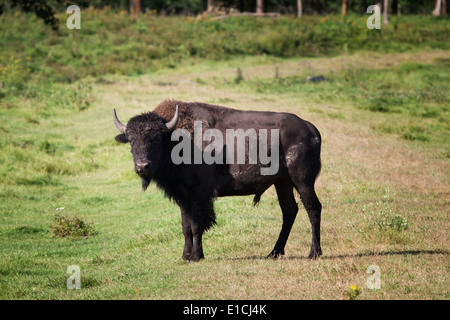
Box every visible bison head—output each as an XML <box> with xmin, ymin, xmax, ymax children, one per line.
<box><xmin>113</xmin><ymin>106</ymin><xmax>179</xmax><ymax>190</ymax></box>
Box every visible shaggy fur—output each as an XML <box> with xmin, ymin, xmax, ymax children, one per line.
<box><xmin>153</xmin><ymin>99</ymin><xmax>213</xmax><ymax>137</ymax></box>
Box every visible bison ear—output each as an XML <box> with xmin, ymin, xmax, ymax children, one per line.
<box><xmin>115</xmin><ymin>134</ymin><xmax>128</xmax><ymax>144</ymax></box>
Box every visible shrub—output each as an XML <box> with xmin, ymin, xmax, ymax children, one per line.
<box><xmin>401</xmin><ymin>125</ymin><xmax>429</xmax><ymax>141</ymax></box>
<box><xmin>370</xmin><ymin>203</ymin><xmax>409</xmax><ymax>233</ymax></box>
<box><xmin>50</xmin><ymin>212</ymin><xmax>95</xmax><ymax>239</ymax></box>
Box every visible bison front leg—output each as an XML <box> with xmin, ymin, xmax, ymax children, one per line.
<box><xmin>189</xmin><ymin>204</ymin><xmax>206</xmax><ymax>262</ymax></box>
<box><xmin>180</xmin><ymin>202</ymin><xmax>205</xmax><ymax>263</ymax></box>
<box><xmin>190</xmin><ymin>223</ymin><xmax>205</xmax><ymax>262</ymax></box>
<box><xmin>180</xmin><ymin>204</ymin><xmax>194</xmax><ymax>261</ymax></box>
<box><xmin>187</xmin><ymin>200</ymin><xmax>216</xmax><ymax>262</ymax></box>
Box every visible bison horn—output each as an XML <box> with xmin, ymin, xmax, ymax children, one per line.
<box><xmin>165</xmin><ymin>105</ymin><xmax>179</xmax><ymax>131</ymax></box>
<box><xmin>113</xmin><ymin>109</ymin><xmax>126</xmax><ymax>133</ymax></box>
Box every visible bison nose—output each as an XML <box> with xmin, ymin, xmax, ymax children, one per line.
<box><xmin>135</xmin><ymin>161</ymin><xmax>151</xmax><ymax>174</ymax></box>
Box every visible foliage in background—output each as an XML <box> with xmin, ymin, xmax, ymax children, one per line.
<box><xmin>2</xmin><ymin>0</ymin><xmax>442</xmax><ymax>17</ymax></box>
<box><xmin>1</xmin><ymin>12</ymin><xmax>449</xmax><ymax>87</ymax></box>
<box><xmin>3</xmin><ymin>0</ymin><xmax>92</xmax><ymax>30</ymax></box>
<box><xmin>6</xmin><ymin>0</ymin><xmax>60</xmax><ymax>30</ymax></box>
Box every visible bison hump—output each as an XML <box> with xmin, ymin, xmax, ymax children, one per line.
<box><xmin>153</xmin><ymin>99</ymin><xmax>213</xmax><ymax>137</ymax></box>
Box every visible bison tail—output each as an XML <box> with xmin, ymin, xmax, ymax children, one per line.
<box><xmin>199</xmin><ymin>199</ymin><xmax>217</xmax><ymax>232</ymax></box>
<box><xmin>252</xmin><ymin>193</ymin><xmax>261</xmax><ymax>207</ymax></box>
<box><xmin>315</xmin><ymin>158</ymin><xmax>322</xmax><ymax>181</ymax></box>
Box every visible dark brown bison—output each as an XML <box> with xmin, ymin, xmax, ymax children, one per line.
<box><xmin>113</xmin><ymin>100</ymin><xmax>322</xmax><ymax>262</ymax></box>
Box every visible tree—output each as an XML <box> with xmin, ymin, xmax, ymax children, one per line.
<box><xmin>433</xmin><ymin>0</ymin><xmax>443</xmax><ymax>15</ymax></box>
<box><xmin>297</xmin><ymin>0</ymin><xmax>302</xmax><ymax>17</ymax></box>
<box><xmin>129</xmin><ymin>0</ymin><xmax>141</xmax><ymax>14</ymax></box>
<box><xmin>256</xmin><ymin>0</ymin><xmax>263</xmax><ymax>14</ymax></box>
<box><xmin>383</xmin><ymin>0</ymin><xmax>389</xmax><ymax>24</ymax></box>
<box><xmin>341</xmin><ymin>0</ymin><xmax>348</xmax><ymax>16</ymax></box>
<box><xmin>1</xmin><ymin>0</ymin><xmax>78</xmax><ymax>31</ymax></box>
<box><xmin>391</xmin><ymin>0</ymin><xmax>398</xmax><ymax>15</ymax></box>
<box><xmin>3</xmin><ymin>0</ymin><xmax>87</xmax><ymax>31</ymax></box>
<box><xmin>207</xmin><ymin>0</ymin><xmax>215</xmax><ymax>12</ymax></box>
<box><xmin>8</xmin><ymin>0</ymin><xmax>58</xmax><ymax>30</ymax></box>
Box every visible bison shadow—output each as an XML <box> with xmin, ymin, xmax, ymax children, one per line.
<box><xmin>215</xmin><ymin>249</ymin><xmax>448</xmax><ymax>261</ymax></box>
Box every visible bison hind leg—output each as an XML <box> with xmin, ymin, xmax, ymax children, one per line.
<box><xmin>295</xmin><ymin>183</ymin><xmax>322</xmax><ymax>259</ymax></box>
<box><xmin>286</xmin><ymin>146</ymin><xmax>322</xmax><ymax>259</ymax></box>
<box><xmin>268</xmin><ymin>181</ymin><xmax>299</xmax><ymax>259</ymax></box>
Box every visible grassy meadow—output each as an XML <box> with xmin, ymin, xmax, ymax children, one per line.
<box><xmin>0</xmin><ymin>10</ymin><xmax>449</xmax><ymax>299</ymax></box>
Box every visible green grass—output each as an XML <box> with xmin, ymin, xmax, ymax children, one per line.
<box><xmin>0</xmin><ymin>12</ymin><xmax>449</xmax><ymax>299</ymax></box>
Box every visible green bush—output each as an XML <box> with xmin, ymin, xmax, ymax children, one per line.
<box><xmin>369</xmin><ymin>203</ymin><xmax>409</xmax><ymax>233</ymax></box>
<box><xmin>50</xmin><ymin>212</ymin><xmax>95</xmax><ymax>239</ymax></box>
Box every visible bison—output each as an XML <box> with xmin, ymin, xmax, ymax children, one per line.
<box><xmin>113</xmin><ymin>100</ymin><xmax>322</xmax><ymax>262</ymax></box>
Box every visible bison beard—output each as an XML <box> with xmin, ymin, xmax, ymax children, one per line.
<box><xmin>140</xmin><ymin>175</ymin><xmax>150</xmax><ymax>191</ymax></box>
<box><xmin>113</xmin><ymin>100</ymin><xmax>322</xmax><ymax>262</ymax></box>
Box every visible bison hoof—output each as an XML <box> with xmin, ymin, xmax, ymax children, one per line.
<box><xmin>183</xmin><ymin>253</ymin><xmax>204</xmax><ymax>263</ymax></box>
<box><xmin>187</xmin><ymin>257</ymin><xmax>204</xmax><ymax>263</ymax></box>
<box><xmin>308</xmin><ymin>248</ymin><xmax>322</xmax><ymax>259</ymax></box>
<box><xmin>182</xmin><ymin>255</ymin><xmax>191</xmax><ymax>261</ymax></box>
<box><xmin>267</xmin><ymin>250</ymin><xmax>285</xmax><ymax>259</ymax></box>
